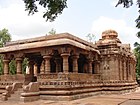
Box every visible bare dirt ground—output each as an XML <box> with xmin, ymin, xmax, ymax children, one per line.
<box><xmin>1</xmin><ymin>88</ymin><xmax>140</xmax><ymax>105</ymax></box>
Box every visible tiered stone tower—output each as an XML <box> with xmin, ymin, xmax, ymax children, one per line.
<box><xmin>96</xmin><ymin>29</ymin><xmax>136</xmax><ymax>91</ymax></box>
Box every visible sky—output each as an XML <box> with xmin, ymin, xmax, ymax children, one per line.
<box><xmin>0</xmin><ymin>0</ymin><xmax>139</xmax><ymax>49</ymax></box>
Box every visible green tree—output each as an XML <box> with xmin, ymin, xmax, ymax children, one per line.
<box><xmin>134</xmin><ymin>42</ymin><xmax>140</xmax><ymax>78</ymax></box>
<box><xmin>23</xmin><ymin>0</ymin><xmax>67</xmax><ymax>22</ymax></box>
<box><xmin>116</xmin><ymin>0</ymin><xmax>140</xmax><ymax>36</ymax></box>
<box><xmin>0</xmin><ymin>28</ymin><xmax>11</xmax><ymax>47</ymax></box>
<box><xmin>9</xmin><ymin>60</ymin><xmax>16</xmax><ymax>75</ymax></box>
<box><xmin>48</xmin><ymin>28</ymin><xmax>56</xmax><ymax>35</ymax></box>
<box><xmin>22</xmin><ymin>58</ymin><xmax>29</xmax><ymax>74</ymax></box>
<box><xmin>86</xmin><ymin>33</ymin><xmax>95</xmax><ymax>43</ymax></box>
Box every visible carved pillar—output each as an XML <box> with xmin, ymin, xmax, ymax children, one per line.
<box><xmin>61</xmin><ymin>53</ymin><xmax>70</xmax><ymax>73</ymax></box>
<box><xmin>73</xmin><ymin>55</ymin><xmax>78</xmax><ymax>73</ymax></box>
<box><xmin>43</xmin><ymin>55</ymin><xmax>51</xmax><ymax>74</ymax></box>
<box><xmin>16</xmin><ymin>57</ymin><xmax>22</xmax><ymax>74</ymax></box>
<box><xmin>34</xmin><ymin>63</ymin><xmax>38</xmax><ymax>76</ymax></box>
<box><xmin>3</xmin><ymin>60</ymin><xmax>10</xmax><ymax>75</ymax></box>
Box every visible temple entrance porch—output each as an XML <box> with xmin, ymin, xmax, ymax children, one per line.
<box><xmin>0</xmin><ymin>45</ymin><xmax>100</xmax><ymax>84</ymax></box>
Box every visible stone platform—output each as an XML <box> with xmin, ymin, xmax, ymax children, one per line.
<box><xmin>0</xmin><ymin>87</ymin><xmax>140</xmax><ymax>105</ymax></box>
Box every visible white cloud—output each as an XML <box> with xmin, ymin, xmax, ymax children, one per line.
<box><xmin>0</xmin><ymin>0</ymin><xmax>54</xmax><ymax>41</ymax></box>
<box><xmin>91</xmin><ymin>16</ymin><xmax>139</xmax><ymax>49</ymax></box>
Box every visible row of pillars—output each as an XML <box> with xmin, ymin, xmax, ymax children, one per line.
<box><xmin>3</xmin><ymin>53</ymin><xmax>98</xmax><ymax>75</ymax></box>
<box><xmin>40</xmin><ymin>53</ymin><xmax>81</xmax><ymax>74</ymax></box>
<box><xmin>3</xmin><ymin>57</ymin><xmax>22</xmax><ymax>75</ymax></box>
<box><xmin>40</xmin><ymin>53</ymin><xmax>95</xmax><ymax>74</ymax></box>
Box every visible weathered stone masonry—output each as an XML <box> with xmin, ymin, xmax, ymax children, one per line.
<box><xmin>0</xmin><ymin>29</ymin><xmax>137</xmax><ymax>101</ymax></box>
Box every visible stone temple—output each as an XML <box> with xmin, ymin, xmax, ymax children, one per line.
<box><xmin>0</xmin><ymin>29</ymin><xmax>137</xmax><ymax>102</ymax></box>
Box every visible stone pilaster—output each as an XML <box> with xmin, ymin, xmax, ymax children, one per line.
<box><xmin>43</xmin><ymin>55</ymin><xmax>51</xmax><ymax>74</ymax></box>
<box><xmin>16</xmin><ymin>57</ymin><xmax>22</xmax><ymax>74</ymax></box>
<box><xmin>73</xmin><ymin>55</ymin><xmax>78</xmax><ymax>73</ymax></box>
<box><xmin>123</xmin><ymin>57</ymin><xmax>127</xmax><ymax>80</ymax></box>
<box><xmin>118</xmin><ymin>57</ymin><xmax>122</xmax><ymax>80</ymax></box>
<box><xmin>3</xmin><ymin>60</ymin><xmax>10</xmax><ymax>75</ymax></box>
<box><xmin>61</xmin><ymin>53</ymin><xmax>70</xmax><ymax>73</ymax></box>
<box><xmin>122</xmin><ymin>59</ymin><xmax>124</xmax><ymax>80</ymax></box>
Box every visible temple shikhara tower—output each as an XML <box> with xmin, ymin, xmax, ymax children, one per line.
<box><xmin>0</xmin><ymin>29</ymin><xmax>137</xmax><ymax>102</ymax></box>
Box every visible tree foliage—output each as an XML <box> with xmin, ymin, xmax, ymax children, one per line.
<box><xmin>0</xmin><ymin>29</ymin><xmax>29</xmax><ymax>75</ymax></box>
<box><xmin>22</xmin><ymin>58</ymin><xmax>29</xmax><ymax>74</ymax></box>
<box><xmin>0</xmin><ymin>28</ymin><xmax>11</xmax><ymax>47</ymax></box>
<box><xmin>48</xmin><ymin>28</ymin><xmax>56</xmax><ymax>35</ymax></box>
<box><xmin>116</xmin><ymin>0</ymin><xmax>140</xmax><ymax>36</ymax></box>
<box><xmin>86</xmin><ymin>33</ymin><xmax>96</xmax><ymax>43</ymax></box>
<box><xmin>9</xmin><ymin>60</ymin><xmax>16</xmax><ymax>75</ymax></box>
<box><xmin>0</xmin><ymin>29</ymin><xmax>11</xmax><ymax>75</ymax></box>
<box><xmin>23</xmin><ymin>0</ymin><xmax>67</xmax><ymax>22</ymax></box>
<box><xmin>134</xmin><ymin>44</ymin><xmax>140</xmax><ymax>78</ymax></box>
<box><xmin>116</xmin><ymin>0</ymin><xmax>133</xmax><ymax>8</ymax></box>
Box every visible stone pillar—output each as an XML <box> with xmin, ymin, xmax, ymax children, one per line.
<box><xmin>3</xmin><ymin>60</ymin><xmax>10</xmax><ymax>75</ymax></box>
<box><xmin>88</xmin><ymin>60</ymin><xmax>93</xmax><ymax>74</ymax></box>
<box><xmin>73</xmin><ymin>55</ymin><xmax>78</xmax><ymax>73</ymax></box>
<box><xmin>43</xmin><ymin>55</ymin><xmax>51</xmax><ymax>74</ymax></box>
<box><xmin>16</xmin><ymin>57</ymin><xmax>22</xmax><ymax>74</ymax></box>
<box><xmin>119</xmin><ymin>58</ymin><xmax>122</xmax><ymax>80</ymax></box>
<box><xmin>61</xmin><ymin>53</ymin><xmax>70</xmax><ymax>73</ymax></box>
<box><xmin>34</xmin><ymin>63</ymin><xmax>38</xmax><ymax>76</ymax></box>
